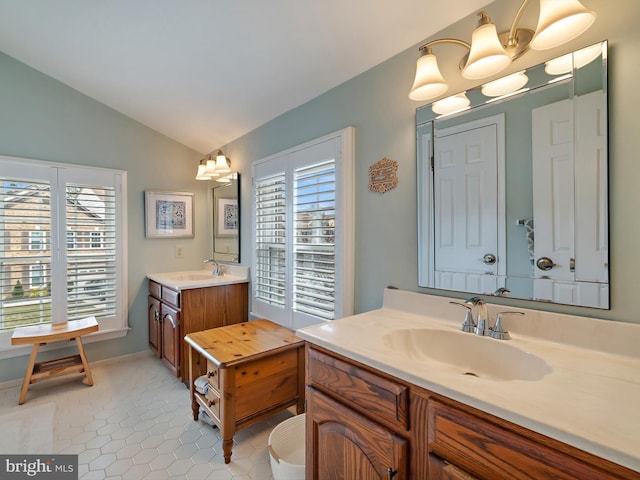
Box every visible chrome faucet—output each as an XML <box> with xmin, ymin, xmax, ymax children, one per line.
<box><xmin>465</xmin><ymin>296</ymin><xmax>490</xmax><ymax>336</ymax></box>
<box><xmin>204</xmin><ymin>259</ymin><xmax>223</xmax><ymax>276</ymax></box>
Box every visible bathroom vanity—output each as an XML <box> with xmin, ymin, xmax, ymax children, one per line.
<box><xmin>147</xmin><ymin>266</ymin><xmax>249</xmax><ymax>381</ymax></box>
<box><xmin>298</xmin><ymin>288</ymin><xmax>640</xmax><ymax>479</ymax></box>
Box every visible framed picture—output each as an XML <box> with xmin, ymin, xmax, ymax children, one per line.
<box><xmin>145</xmin><ymin>190</ymin><xmax>194</xmax><ymax>238</ymax></box>
<box><xmin>217</xmin><ymin>197</ymin><xmax>238</xmax><ymax>237</ymax></box>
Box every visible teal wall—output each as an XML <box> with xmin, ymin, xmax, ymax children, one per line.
<box><xmin>0</xmin><ymin>52</ymin><xmax>207</xmax><ymax>382</ymax></box>
<box><xmin>221</xmin><ymin>0</ymin><xmax>640</xmax><ymax>321</ymax></box>
<box><xmin>1</xmin><ymin>0</ymin><xmax>639</xmax><ymax>382</ymax></box>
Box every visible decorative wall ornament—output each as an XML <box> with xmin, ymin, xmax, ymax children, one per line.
<box><xmin>369</xmin><ymin>157</ymin><xmax>398</xmax><ymax>193</ymax></box>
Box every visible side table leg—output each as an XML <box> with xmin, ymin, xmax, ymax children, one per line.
<box><xmin>19</xmin><ymin>343</ymin><xmax>40</xmax><ymax>405</ymax></box>
<box><xmin>188</xmin><ymin>345</ymin><xmax>199</xmax><ymax>421</ymax></box>
<box><xmin>222</xmin><ymin>438</ymin><xmax>233</xmax><ymax>464</ymax></box>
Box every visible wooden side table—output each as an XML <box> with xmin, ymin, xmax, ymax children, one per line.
<box><xmin>11</xmin><ymin>316</ymin><xmax>99</xmax><ymax>405</ymax></box>
<box><xmin>185</xmin><ymin>319</ymin><xmax>305</xmax><ymax>464</ymax></box>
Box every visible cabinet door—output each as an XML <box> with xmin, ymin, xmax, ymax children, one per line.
<box><xmin>148</xmin><ymin>296</ymin><xmax>161</xmax><ymax>357</ymax></box>
<box><xmin>160</xmin><ymin>303</ymin><xmax>180</xmax><ymax>377</ymax></box>
<box><xmin>307</xmin><ymin>387</ymin><xmax>408</xmax><ymax>480</ymax></box>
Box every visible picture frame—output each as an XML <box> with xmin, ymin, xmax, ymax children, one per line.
<box><xmin>145</xmin><ymin>190</ymin><xmax>194</xmax><ymax>238</ymax></box>
<box><xmin>216</xmin><ymin>197</ymin><xmax>238</xmax><ymax>237</ymax></box>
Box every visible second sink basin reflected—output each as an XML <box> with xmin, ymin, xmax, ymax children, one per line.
<box><xmin>383</xmin><ymin>328</ymin><xmax>552</xmax><ymax>381</ymax></box>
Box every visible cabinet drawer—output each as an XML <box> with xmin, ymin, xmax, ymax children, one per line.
<box><xmin>161</xmin><ymin>286</ymin><xmax>180</xmax><ymax>308</ymax></box>
<box><xmin>428</xmin><ymin>400</ymin><xmax>624</xmax><ymax>480</ymax></box>
<box><xmin>204</xmin><ymin>387</ymin><xmax>221</xmax><ymax>420</ymax></box>
<box><xmin>307</xmin><ymin>347</ymin><xmax>409</xmax><ymax>430</ymax></box>
<box><xmin>205</xmin><ymin>361</ymin><xmax>219</xmax><ymax>391</ymax></box>
<box><xmin>149</xmin><ymin>280</ymin><xmax>161</xmax><ymax>299</ymax></box>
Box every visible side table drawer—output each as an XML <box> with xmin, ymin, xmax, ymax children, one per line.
<box><xmin>206</xmin><ymin>361</ymin><xmax>219</xmax><ymax>390</ymax></box>
<box><xmin>204</xmin><ymin>387</ymin><xmax>221</xmax><ymax>420</ymax></box>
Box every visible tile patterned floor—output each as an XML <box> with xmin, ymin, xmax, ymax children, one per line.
<box><xmin>0</xmin><ymin>351</ymin><xmax>295</xmax><ymax>479</ymax></box>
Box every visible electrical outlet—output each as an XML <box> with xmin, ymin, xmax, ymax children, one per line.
<box><xmin>175</xmin><ymin>245</ymin><xmax>184</xmax><ymax>258</ymax></box>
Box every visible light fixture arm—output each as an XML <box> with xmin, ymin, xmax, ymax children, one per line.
<box><xmin>417</xmin><ymin>39</ymin><xmax>472</xmax><ymax>71</ymax></box>
<box><xmin>418</xmin><ymin>38</ymin><xmax>471</xmax><ymax>54</ymax></box>
<box><xmin>507</xmin><ymin>0</ymin><xmax>534</xmax><ymax>47</ymax></box>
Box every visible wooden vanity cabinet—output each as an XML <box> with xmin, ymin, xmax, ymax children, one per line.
<box><xmin>305</xmin><ymin>344</ymin><xmax>639</xmax><ymax>480</ymax></box>
<box><xmin>147</xmin><ymin>294</ymin><xmax>161</xmax><ymax>357</ymax></box>
<box><xmin>147</xmin><ymin>280</ymin><xmax>248</xmax><ymax>380</ymax></box>
<box><xmin>306</xmin><ymin>346</ymin><xmax>410</xmax><ymax>479</ymax></box>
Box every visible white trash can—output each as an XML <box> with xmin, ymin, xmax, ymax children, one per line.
<box><xmin>268</xmin><ymin>413</ymin><xmax>306</xmax><ymax>480</ymax></box>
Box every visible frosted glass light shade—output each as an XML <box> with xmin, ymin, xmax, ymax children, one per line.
<box><xmin>409</xmin><ymin>51</ymin><xmax>448</xmax><ymax>101</ymax></box>
<box><xmin>462</xmin><ymin>22</ymin><xmax>511</xmax><ymax>80</ymax></box>
<box><xmin>481</xmin><ymin>71</ymin><xmax>528</xmax><ymax>97</ymax></box>
<box><xmin>214</xmin><ymin>151</ymin><xmax>231</xmax><ymax>174</ymax></box>
<box><xmin>204</xmin><ymin>155</ymin><xmax>218</xmax><ymax>178</ymax></box>
<box><xmin>530</xmin><ymin>0</ymin><xmax>596</xmax><ymax>51</ymax></box>
<box><xmin>195</xmin><ymin>162</ymin><xmax>210</xmax><ymax>180</ymax></box>
<box><xmin>432</xmin><ymin>93</ymin><xmax>471</xmax><ymax>115</ymax></box>
<box><xmin>545</xmin><ymin>43</ymin><xmax>602</xmax><ymax>75</ymax></box>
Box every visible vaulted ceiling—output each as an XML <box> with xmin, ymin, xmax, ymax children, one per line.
<box><xmin>0</xmin><ymin>0</ymin><xmax>493</xmax><ymax>153</ymax></box>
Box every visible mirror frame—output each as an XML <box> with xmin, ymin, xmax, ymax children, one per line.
<box><xmin>211</xmin><ymin>173</ymin><xmax>240</xmax><ymax>263</ymax></box>
<box><xmin>416</xmin><ymin>41</ymin><xmax>609</xmax><ymax>308</ymax></box>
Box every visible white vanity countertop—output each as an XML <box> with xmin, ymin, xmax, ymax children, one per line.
<box><xmin>296</xmin><ymin>288</ymin><xmax>640</xmax><ymax>472</ymax></box>
<box><xmin>147</xmin><ymin>265</ymin><xmax>249</xmax><ymax>291</ymax></box>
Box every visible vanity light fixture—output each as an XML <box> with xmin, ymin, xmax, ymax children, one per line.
<box><xmin>195</xmin><ymin>159</ymin><xmax>211</xmax><ymax>180</ymax></box>
<box><xmin>431</xmin><ymin>92</ymin><xmax>471</xmax><ymax>116</ymax></box>
<box><xmin>544</xmin><ymin>42</ymin><xmax>602</xmax><ymax>75</ymax></box>
<box><xmin>213</xmin><ymin>150</ymin><xmax>231</xmax><ymax>175</ymax></box>
<box><xmin>481</xmin><ymin>71</ymin><xmax>529</xmax><ymax>97</ymax></box>
<box><xmin>195</xmin><ymin>150</ymin><xmax>232</xmax><ymax>180</ymax></box>
<box><xmin>216</xmin><ymin>172</ymin><xmax>238</xmax><ymax>184</ymax></box>
<box><xmin>409</xmin><ymin>0</ymin><xmax>596</xmax><ymax>102</ymax></box>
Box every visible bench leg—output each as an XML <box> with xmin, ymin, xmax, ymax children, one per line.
<box><xmin>75</xmin><ymin>337</ymin><xmax>94</xmax><ymax>386</ymax></box>
<box><xmin>19</xmin><ymin>343</ymin><xmax>40</xmax><ymax>405</ymax></box>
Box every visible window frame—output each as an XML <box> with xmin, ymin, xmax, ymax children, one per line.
<box><xmin>28</xmin><ymin>230</ymin><xmax>46</xmax><ymax>251</ymax></box>
<box><xmin>0</xmin><ymin>155</ymin><xmax>128</xmax><ymax>357</ymax></box>
<box><xmin>251</xmin><ymin>127</ymin><xmax>354</xmax><ymax>330</ymax></box>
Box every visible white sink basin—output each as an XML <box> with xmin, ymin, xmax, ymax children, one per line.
<box><xmin>162</xmin><ymin>273</ymin><xmax>219</xmax><ymax>281</ymax></box>
<box><xmin>147</xmin><ymin>267</ymin><xmax>249</xmax><ymax>290</ymax></box>
<box><xmin>383</xmin><ymin>328</ymin><xmax>552</xmax><ymax>381</ymax></box>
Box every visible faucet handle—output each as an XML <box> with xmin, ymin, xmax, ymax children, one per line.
<box><xmin>450</xmin><ymin>301</ymin><xmax>476</xmax><ymax>333</ymax></box>
<box><xmin>489</xmin><ymin>311</ymin><xmax>524</xmax><ymax>340</ymax></box>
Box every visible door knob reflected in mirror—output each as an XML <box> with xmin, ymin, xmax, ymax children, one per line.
<box><xmin>481</xmin><ymin>253</ymin><xmax>497</xmax><ymax>265</ymax></box>
<box><xmin>536</xmin><ymin>257</ymin><xmax>556</xmax><ymax>271</ymax></box>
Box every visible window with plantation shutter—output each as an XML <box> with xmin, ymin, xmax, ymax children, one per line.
<box><xmin>0</xmin><ymin>156</ymin><xmax>127</xmax><ymax>352</ymax></box>
<box><xmin>255</xmin><ymin>173</ymin><xmax>286</xmax><ymax>308</ymax></box>
<box><xmin>293</xmin><ymin>160</ymin><xmax>336</xmax><ymax>320</ymax></box>
<box><xmin>252</xmin><ymin>127</ymin><xmax>354</xmax><ymax>330</ymax></box>
<box><xmin>66</xmin><ymin>183</ymin><xmax>118</xmax><ymax>322</ymax></box>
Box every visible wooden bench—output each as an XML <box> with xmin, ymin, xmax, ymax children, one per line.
<box><xmin>11</xmin><ymin>316</ymin><xmax>99</xmax><ymax>405</ymax></box>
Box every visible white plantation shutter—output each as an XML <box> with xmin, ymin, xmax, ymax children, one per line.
<box><xmin>293</xmin><ymin>160</ymin><xmax>336</xmax><ymax>320</ymax></box>
<box><xmin>255</xmin><ymin>173</ymin><xmax>286</xmax><ymax>308</ymax></box>
<box><xmin>66</xmin><ymin>183</ymin><xmax>118</xmax><ymax>321</ymax></box>
<box><xmin>0</xmin><ymin>177</ymin><xmax>52</xmax><ymax>331</ymax></box>
<box><xmin>252</xmin><ymin>128</ymin><xmax>354</xmax><ymax>329</ymax></box>
<box><xmin>0</xmin><ymin>156</ymin><xmax>126</xmax><ymax>341</ymax></box>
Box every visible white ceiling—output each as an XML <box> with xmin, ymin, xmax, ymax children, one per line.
<box><xmin>0</xmin><ymin>0</ymin><xmax>493</xmax><ymax>153</ymax></box>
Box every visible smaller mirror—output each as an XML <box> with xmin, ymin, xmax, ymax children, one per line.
<box><xmin>212</xmin><ymin>173</ymin><xmax>240</xmax><ymax>263</ymax></box>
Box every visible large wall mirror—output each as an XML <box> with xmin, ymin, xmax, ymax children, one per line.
<box><xmin>417</xmin><ymin>41</ymin><xmax>608</xmax><ymax>308</ymax></box>
<box><xmin>211</xmin><ymin>173</ymin><xmax>240</xmax><ymax>263</ymax></box>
